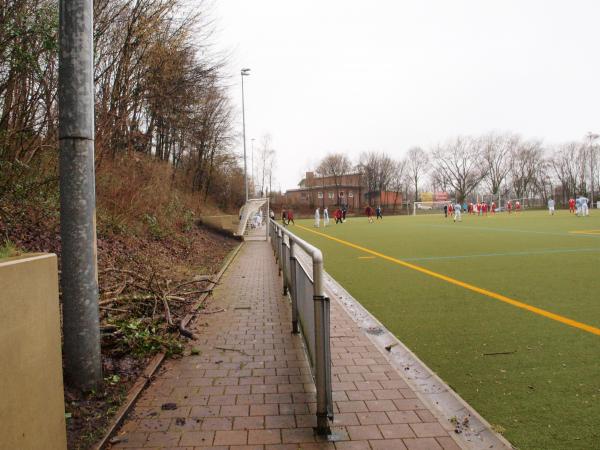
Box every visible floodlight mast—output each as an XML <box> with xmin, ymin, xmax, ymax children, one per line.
<box><xmin>241</xmin><ymin>68</ymin><xmax>251</xmax><ymax>202</ymax></box>
<box><xmin>587</xmin><ymin>132</ymin><xmax>599</xmax><ymax>209</ymax></box>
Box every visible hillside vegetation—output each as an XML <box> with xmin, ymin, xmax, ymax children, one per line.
<box><xmin>0</xmin><ymin>0</ymin><xmax>245</xmax><ymax>447</ymax></box>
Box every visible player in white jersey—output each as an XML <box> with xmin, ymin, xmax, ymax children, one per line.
<box><xmin>547</xmin><ymin>198</ymin><xmax>555</xmax><ymax>215</ymax></box>
<box><xmin>453</xmin><ymin>202</ymin><xmax>462</xmax><ymax>222</ymax></box>
<box><xmin>314</xmin><ymin>208</ymin><xmax>320</xmax><ymax>227</ymax></box>
<box><xmin>576</xmin><ymin>196</ymin><xmax>582</xmax><ymax>216</ymax></box>
<box><xmin>323</xmin><ymin>207</ymin><xmax>330</xmax><ymax>226</ymax></box>
<box><xmin>580</xmin><ymin>196</ymin><xmax>589</xmax><ymax>216</ymax></box>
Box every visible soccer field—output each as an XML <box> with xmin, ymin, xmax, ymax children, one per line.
<box><xmin>290</xmin><ymin>210</ymin><xmax>600</xmax><ymax>450</ymax></box>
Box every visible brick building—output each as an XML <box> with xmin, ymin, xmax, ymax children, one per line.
<box><xmin>284</xmin><ymin>171</ymin><xmax>363</xmax><ymax>209</ymax></box>
<box><xmin>284</xmin><ymin>171</ymin><xmax>403</xmax><ymax>210</ymax></box>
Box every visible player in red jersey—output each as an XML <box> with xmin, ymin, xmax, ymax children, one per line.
<box><xmin>515</xmin><ymin>200</ymin><xmax>521</xmax><ymax>213</ymax></box>
<box><xmin>569</xmin><ymin>198</ymin><xmax>575</xmax><ymax>213</ymax></box>
<box><xmin>365</xmin><ymin>205</ymin><xmax>374</xmax><ymax>223</ymax></box>
<box><xmin>507</xmin><ymin>200</ymin><xmax>512</xmax><ymax>214</ymax></box>
<box><xmin>491</xmin><ymin>201</ymin><xmax>496</xmax><ymax>214</ymax></box>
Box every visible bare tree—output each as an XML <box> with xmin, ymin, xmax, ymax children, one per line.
<box><xmin>406</xmin><ymin>146</ymin><xmax>429</xmax><ymax>202</ymax></box>
<box><xmin>389</xmin><ymin>158</ymin><xmax>407</xmax><ymax>212</ymax></box>
<box><xmin>550</xmin><ymin>142</ymin><xmax>587</xmax><ymax>203</ymax></box>
<box><xmin>430</xmin><ymin>136</ymin><xmax>485</xmax><ymax>203</ymax></box>
<box><xmin>482</xmin><ymin>132</ymin><xmax>517</xmax><ymax>203</ymax></box>
<box><xmin>357</xmin><ymin>151</ymin><xmax>394</xmax><ymax>206</ymax></box>
<box><xmin>257</xmin><ymin>134</ymin><xmax>276</xmax><ymax>197</ymax></box>
<box><xmin>510</xmin><ymin>140</ymin><xmax>544</xmax><ymax>200</ymax></box>
<box><xmin>316</xmin><ymin>153</ymin><xmax>351</xmax><ymax>205</ymax></box>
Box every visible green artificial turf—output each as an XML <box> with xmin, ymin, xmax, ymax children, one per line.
<box><xmin>290</xmin><ymin>210</ymin><xmax>600</xmax><ymax>450</ymax></box>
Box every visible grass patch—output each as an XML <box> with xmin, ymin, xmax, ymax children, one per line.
<box><xmin>0</xmin><ymin>240</ymin><xmax>22</xmax><ymax>259</ymax></box>
<box><xmin>291</xmin><ymin>210</ymin><xmax>600</xmax><ymax>450</ymax></box>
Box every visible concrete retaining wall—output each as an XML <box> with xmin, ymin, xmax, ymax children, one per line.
<box><xmin>0</xmin><ymin>253</ymin><xmax>67</xmax><ymax>450</ymax></box>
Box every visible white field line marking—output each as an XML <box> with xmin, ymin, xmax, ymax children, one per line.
<box><xmin>428</xmin><ymin>223</ymin><xmax>600</xmax><ymax>238</ymax></box>
<box><xmin>403</xmin><ymin>247</ymin><xmax>600</xmax><ymax>262</ymax></box>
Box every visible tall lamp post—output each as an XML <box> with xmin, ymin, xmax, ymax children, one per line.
<box><xmin>241</xmin><ymin>68</ymin><xmax>250</xmax><ymax>202</ymax></box>
<box><xmin>251</xmin><ymin>137</ymin><xmax>255</xmax><ymax>197</ymax></box>
<box><xmin>587</xmin><ymin>132</ymin><xmax>599</xmax><ymax>208</ymax></box>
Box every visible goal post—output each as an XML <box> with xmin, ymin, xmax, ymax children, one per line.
<box><xmin>503</xmin><ymin>197</ymin><xmax>546</xmax><ymax>210</ymax></box>
<box><xmin>236</xmin><ymin>198</ymin><xmax>269</xmax><ymax>238</ymax></box>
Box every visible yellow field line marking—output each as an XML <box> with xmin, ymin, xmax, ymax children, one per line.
<box><xmin>297</xmin><ymin>225</ymin><xmax>600</xmax><ymax>337</ymax></box>
<box><xmin>570</xmin><ymin>229</ymin><xmax>600</xmax><ymax>235</ymax></box>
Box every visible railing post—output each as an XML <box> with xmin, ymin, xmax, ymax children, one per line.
<box><xmin>289</xmin><ymin>240</ymin><xmax>299</xmax><ymax>334</ymax></box>
<box><xmin>282</xmin><ymin>236</ymin><xmax>288</xmax><ymax>295</ymax></box>
<box><xmin>270</xmin><ymin>221</ymin><xmax>333</xmax><ymax>436</ymax></box>
<box><xmin>266</xmin><ymin>198</ymin><xmax>269</xmax><ymax>241</ymax></box>
<box><xmin>277</xmin><ymin>229</ymin><xmax>283</xmax><ymax>276</ymax></box>
<box><xmin>313</xmin><ymin>252</ymin><xmax>332</xmax><ymax>436</ymax></box>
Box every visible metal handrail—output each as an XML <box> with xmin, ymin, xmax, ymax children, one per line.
<box><xmin>269</xmin><ymin>219</ymin><xmax>333</xmax><ymax>435</ymax></box>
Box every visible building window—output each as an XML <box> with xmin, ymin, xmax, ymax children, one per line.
<box><xmin>339</xmin><ymin>191</ymin><xmax>345</xmax><ymax>197</ymax></box>
<box><xmin>348</xmin><ymin>191</ymin><xmax>354</xmax><ymax>198</ymax></box>
<box><xmin>328</xmin><ymin>192</ymin><xmax>334</xmax><ymax>199</ymax></box>
<box><xmin>318</xmin><ymin>191</ymin><xmax>323</xmax><ymax>199</ymax></box>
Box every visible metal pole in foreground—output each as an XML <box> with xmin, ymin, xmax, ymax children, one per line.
<box><xmin>58</xmin><ymin>0</ymin><xmax>102</xmax><ymax>390</ymax></box>
<box><xmin>241</xmin><ymin>68</ymin><xmax>250</xmax><ymax>202</ymax></box>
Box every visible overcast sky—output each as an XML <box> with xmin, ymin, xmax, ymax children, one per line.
<box><xmin>213</xmin><ymin>0</ymin><xmax>600</xmax><ymax>191</ymax></box>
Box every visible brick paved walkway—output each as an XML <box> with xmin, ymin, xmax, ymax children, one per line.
<box><xmin>110</xmin><ymin>241</ymin><xmax>463</xmax><ymax>450</ymax></box>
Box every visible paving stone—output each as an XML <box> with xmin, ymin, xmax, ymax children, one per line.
<box><xmin>111</xmin><ymin>242</ymin><xmax>463</xmax><ymax>449</ymax></box>
<box><xmin>403</xmin><ymin>437</ymin><xmax>444</xmax><ymax>450</ymax></box>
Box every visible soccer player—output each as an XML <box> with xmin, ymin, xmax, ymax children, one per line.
<box><xmin>323</xmin><ymin>207</ymin><xmax>329</xmax><ymax>227</ymax></box>
<box><xmin>334</xmin><ymin>208</ymin><xmax>343</xmax><ymax>224</ymax></box>
<box><xmin>548</xmin><ymin>198</ymin><xmax>555</xmax><ymax>215</ymax></box>
<box><xmin>287</xmin><ymin>209</ymin><xmax>295</xmax><ymax>225</ymax></box>
<box><xmin>491</xmin><ymin>201</ymin><xmax>496</xmax><ymax>214</ymax></box>
<box><xmin>342</xmin><ymin>205</ymin><xmax>347</xmax><ymax>222</ymax></box>
<box><xmin>576</xmin><ymin>196</ymin><xmax>582</xmax><ymax>216</ymax></box>
<box><xmin>507</xmin><ymin>200</ymin><xmax>512</xmax><ymax>214</ymax></box>
<box><xmin>443</xmin><ymin>204</ymin><xmax>448</xmax><ymax>217</ymax></box>
<box><xmin>580</xmin><ymin>195</ymin><xmax>589</xmax><ymax>216</ymax></box>
<box><xmin>515</xmin><ymin>200</ymin><xmax>521</xmax><ymax>213</ymax></box>
<box><xmin>448</xmin><ymin>203</ymin><xmax>453</xmax><ymax>217</ymax></box>
<box><xmin>314</xmin><ymin>208</ymin><xmax>320</xmax><ymax>227</ymax></box>
<box><xmin>365</xmin><ymin>205</ymin><xmax>374</xmax><ymax>223</ymax></box>
<box><xmin>282</xmin><ymin>208</ymin><xmax>288</xmax><ymax>226</ymax></box>
<box><xmin>569</xmin><ymin>197</ymin><xmax>576</xmax><ymax>213</ymax></box>
<box><xmin>453</xmin><ymin>202</ymin><xmax>462</xmax><ymax>222</ymax></box>
<box><xmin>376</xmin><ymin>205</ymin><xmax>383</xmax><ymax>220</ymax></box>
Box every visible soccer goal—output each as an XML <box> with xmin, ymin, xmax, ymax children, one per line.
<box><xmin>235</xmin><ymin>198</ymin><xmax>270</xmax><ymax>240</ymax></box>
<box><xmin>503</xmin><ymin>197</ymin><xmax>545</xmax><ymax>210</ymax></box>
<box><xmin>412</xmin><ymin>201</ymin><xmax>452</xmax><ymax>216</ymax></box>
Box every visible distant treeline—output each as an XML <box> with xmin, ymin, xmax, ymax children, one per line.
<box><xmin>314</xmin><ymin>132</ymin><xmax>598</xmax><ymax>206</ymax></box>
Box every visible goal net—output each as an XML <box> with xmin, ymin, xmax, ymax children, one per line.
<box><xmin>412</xmin><ymin>201</ymin><xmax>453</xmax><ymax>215</ymax></box>
<box><xmin>503</xmin><ymin>197</ymin><xmax>545</xmax><ymax>210</ymax></box>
